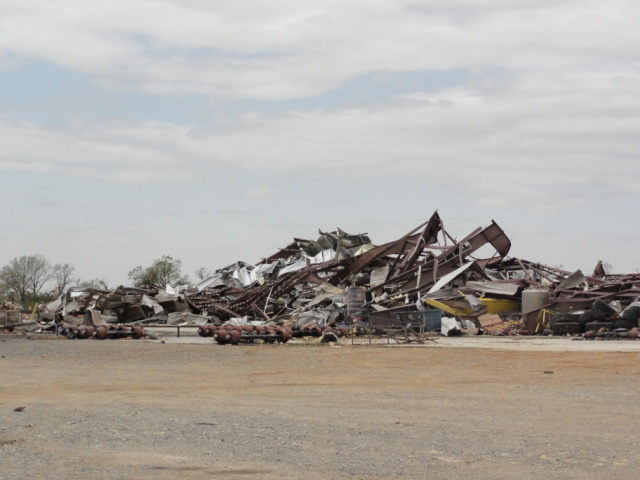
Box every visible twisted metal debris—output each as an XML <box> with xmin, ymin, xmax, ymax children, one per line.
<box><xmin>9</xmin><ymin>211</ymin><xmax>639</xmax><ymax>341</ymax></box>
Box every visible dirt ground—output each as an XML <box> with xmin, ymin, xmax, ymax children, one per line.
<box><xmin>1</xmin><ymin>336</ymin><xmax>639</xmax><ymax>479</ymax></box>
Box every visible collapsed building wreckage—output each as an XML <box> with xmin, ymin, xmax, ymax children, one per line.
<box><xmin>20</xmin><ymin>211</ymin><xmax>640</xmax><ymax>342</ymax></box>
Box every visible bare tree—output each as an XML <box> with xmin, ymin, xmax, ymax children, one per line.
<box><xmin>25</xmin><ymin>255</ymin><xmax>52</xmax><ymax>302</ymax></box>
<box><xmin>194</xmin><ymin>267</ymin><xmax>212</xmax><ymax>281</ymax></box>
<box><xmin>0</xmin><ymin>254</ymin><xmax>52</xmax><ymax>306</ymax></box>
<box><xmin>52</xmin><ymin>263</ymin><xmax>76</xmax><ymax>295</ymax></box>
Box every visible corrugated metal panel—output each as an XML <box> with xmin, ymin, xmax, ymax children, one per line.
<box><xmin>370</xmin><ymin>265</ymin><xmax>389</xmax><ymax>287</ymax></box>
<box><xmin>466</xmin><ymin>281</ymin><xmax>520</xmax><ymax>296</ymax></box>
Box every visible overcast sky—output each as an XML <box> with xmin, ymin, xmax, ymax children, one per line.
<box><xmin>1</xmin><ymin>0</ymin><xmax>639</xmax><ymax>286</ymax></box>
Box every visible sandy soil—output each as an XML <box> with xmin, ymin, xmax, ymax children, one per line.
<box><xmin>1</xmin><ymin>336</ymin><xmax>639</xmax><ymax>479</ymax></box>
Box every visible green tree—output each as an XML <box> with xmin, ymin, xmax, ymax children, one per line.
<box><xmin>76</xmin><ymin>277</ymin><xmax>110</xmax><ymax>290</ymax></box>
<box><xmin>0</xmin><ymin>281</ymin><xmax>10</xmax><ymax>303</ymax></box>
<box><xmin>128</xmin><ymin>255</ymin><xmax>189</xmax><ymax>287</ymax></box>
<box><xmin>0</xmin><ymin>254</ymin><xmax>53</xmax><ymax>306</ymax></box>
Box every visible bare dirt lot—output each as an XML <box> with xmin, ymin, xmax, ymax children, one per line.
<box><xmin>1</xmin><ymin>337</ymin><xmax>639</xmax><ymax>479</ymax></box>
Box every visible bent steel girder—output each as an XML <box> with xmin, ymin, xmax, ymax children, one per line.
<box><xmin>388</xmin><ymin>211</ymin><xmax>442</xmax><ymax>279</ymax></box>
<box><xmin>386</xmin><ymin>220</ymin><xmax>511</xmax><ymax>296</ymax></box>
<box><xmin>328</xmin><ymin>212</ymin><xmax>442</xmax><ymax>286</ymax></box>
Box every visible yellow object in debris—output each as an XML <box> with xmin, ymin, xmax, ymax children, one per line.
<box><xmin>479</xmin><ymin>298</ymin><xmax>520</xmax><ymax>314</ymax></box>
<box><xmin>424</xmin><ymin>298</ymin><xmax>473</xmax><ymax>316</ymax></box>
<box><xmin>535</xmin><ymin>308</ymin><xmax>555</xmax><ymax>332</ymax></box>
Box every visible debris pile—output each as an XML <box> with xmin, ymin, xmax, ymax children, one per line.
<box><xmin>17</xmin><ymin>211</ymin><xmax>640</xmax><ymax>342</ymax></box>
<box><xmin>1</xmin><ymin>301</ymin><xmax>31</xmax><ymax>333</ymax></box>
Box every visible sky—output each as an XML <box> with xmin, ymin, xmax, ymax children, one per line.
<box><xmin>1</xmin><ymin>0</ymin><xmax>639</xmax><ymax>287</ymax></box>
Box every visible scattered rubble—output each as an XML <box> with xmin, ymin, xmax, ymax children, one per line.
<box><xmin>3</xmin><ymin>211</ymin><xmax>638</xmax><ymax>343</ymax></box>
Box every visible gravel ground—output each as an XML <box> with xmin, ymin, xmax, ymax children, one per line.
<box><xmin>1</xmin><ymin>336</ymin><xmax>639</xmax><ymax>479</ymax></box>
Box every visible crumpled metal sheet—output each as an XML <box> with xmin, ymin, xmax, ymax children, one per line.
<box><xmin>167</xmin><ymin>312</ymin><xmax>209</xmax><ymax>325</ymax></box>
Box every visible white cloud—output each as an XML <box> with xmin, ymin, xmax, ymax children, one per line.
<box><xmin>244</xmin><ymin>186</ymin><xmax>273</xmax><ymax>198</ymax></box>
<box><xmin>0</xmin><ymin>119</ymin><xmax>195</xmax><ymax>182</ymax></box>
<box><xmin>2</xmin><ymin>58</ymin><xmax>639</xmax><ymax>209</ymax></box>
<box><xmin>1</xmin><ymin>0</ymin><xmax>640</xmax><ymax>276</ymax></box>
<box><xmin>1</xmin><ymin>1</ymin><xmax>640</xmax><ymax>99</ymax></box>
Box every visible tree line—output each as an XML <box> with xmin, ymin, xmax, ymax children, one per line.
<box><xmin>0</xmin><ymin>254</ymin><xmax>211</xmax><ymax>308</ymax></box>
